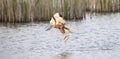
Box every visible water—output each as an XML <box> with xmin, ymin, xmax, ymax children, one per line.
<box><xmin>0</xmin><ymin>13</ymin><xmax>120</xmax><ymax>59</ymax></box>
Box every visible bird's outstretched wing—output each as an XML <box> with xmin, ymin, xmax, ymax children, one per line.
<box><xmin>45</xmin><ymin>25</ymin><xmax>52</xmax><ymax>31</ymax></box>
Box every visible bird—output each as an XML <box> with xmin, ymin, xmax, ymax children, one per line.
<box><xmin>46</xmin><ymin>13</ymin><xmax>73</xmax><ymax>41</ymax></box>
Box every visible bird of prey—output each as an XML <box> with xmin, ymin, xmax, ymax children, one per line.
<box><xmin>46</xmin><ymin>13</ymin><xmax>73</xmax><ymax>41</ymax></box>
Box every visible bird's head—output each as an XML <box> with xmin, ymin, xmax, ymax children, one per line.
<box><xmin>53</xmin><ymin>13</ymin><xmax>63</xmax><ymax>17</ymax></box>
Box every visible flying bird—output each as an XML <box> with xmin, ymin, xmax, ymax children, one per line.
<box><xmin>46</xmin><ymin>13</ymin><xmax>73</xmax><ymax>41</ymax></box>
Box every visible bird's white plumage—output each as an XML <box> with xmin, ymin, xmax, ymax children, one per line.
<box><xmin>50</xmin><ymin>13</ymin><xmax>65</xmax><ymax>28</ymax></box>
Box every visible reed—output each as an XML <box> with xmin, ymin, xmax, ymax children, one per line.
<box><xmin>0</xmin><ymin>0</ymin><xmax>120</xmax><ymax>23</ymax></box>
<box><xmin>87</xmin><ymin>0</ymin><xmax>120</xmax><ymax>12</ymax></box>
<box><xmin>0</xmin><ymin>0</ymin><xmax>86</xmax><ymax>23</ymax></box>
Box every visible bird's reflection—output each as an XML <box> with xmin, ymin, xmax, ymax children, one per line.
<box><xmin>55</xmin><ymin>52</ymin><xmax>72</xmax><ymax>59</ymax></box>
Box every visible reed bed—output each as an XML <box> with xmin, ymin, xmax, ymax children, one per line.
<box><xmin>0</xmin><ymin>0</ymin><xmax>85</xmax><ymax>23</ymax></box>
<box><xmin>0</xmin><ymin>0</ymin><xmax>120</xmax><ymax>23</ymax></box>
<box><xmin>86</xmin><ymin>0</ymin><xmax>120</xmax><ymax>12</ymax></box>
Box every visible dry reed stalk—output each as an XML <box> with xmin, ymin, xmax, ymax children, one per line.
<box><xmin>1</xmin><ymin>0</ymin><xmax>119</xmax><ymax>23</ymax></box>
<box><xmin>88</xmin><ymin>0</ymin><xmax>120</xmax><ymax>12</ymax></box>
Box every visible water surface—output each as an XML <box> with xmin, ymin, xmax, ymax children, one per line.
<box><xmin>0</xmin><ymin>13</ymin><xmax>120</xmax><ymax>59</ymax></box>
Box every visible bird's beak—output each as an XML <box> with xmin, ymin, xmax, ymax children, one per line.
<box><xmin>45</xmin><ymin>25</ymin><xmax>52</xmax><ymax>31</ymax></box>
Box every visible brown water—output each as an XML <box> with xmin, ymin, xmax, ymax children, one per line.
<box><xmin>0</xmin><ymin>13</ymin><xmax>120</xmax><ymax>59</ymax></box>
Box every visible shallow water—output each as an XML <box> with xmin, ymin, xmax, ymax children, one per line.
<box><xmin>0</xmin><ymin>13</ymin><xmax>120</xmax><ymax>59</ymax></box>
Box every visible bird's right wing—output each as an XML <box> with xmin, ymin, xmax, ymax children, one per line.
<box><xmin>45</xmin><ymin>25</ymin><xmax>52</xmax><ymax>31</ymax></box>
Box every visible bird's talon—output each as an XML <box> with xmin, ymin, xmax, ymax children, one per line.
<box><xmin>64</xmin><ymin>36</ymin><xmax>69</xmax><ymax>41</ymax></box>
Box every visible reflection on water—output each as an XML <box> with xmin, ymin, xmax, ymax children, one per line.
<box><xmin>55</xmin><ymin>52</ymin><xmax>72</xmax><ymax>59</ymax></box>
<box><xmin>0</xmin><ymin>13</ymin><xmax>120</xmax><ymax>59</ymax></box>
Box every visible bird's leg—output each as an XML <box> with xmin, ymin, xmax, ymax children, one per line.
<box><xmin>59</xmin><ymin>25</ymin><xmax>69</xmax><ymax>42</ymax></box>
<box><xmin>59</xmin><ymin>25</ymin><xmax>65</xmax><ymax>34</ymax></box>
